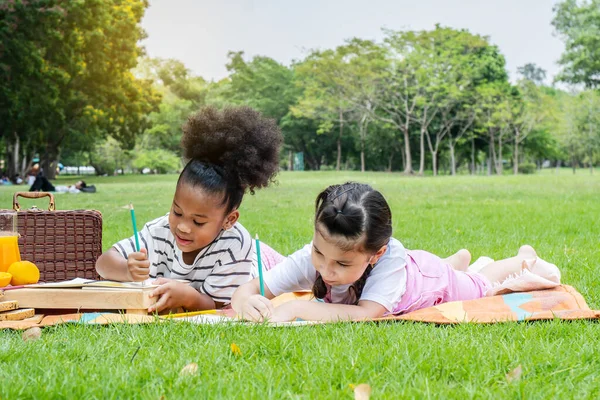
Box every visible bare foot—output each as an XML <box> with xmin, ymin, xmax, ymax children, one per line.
<box><xmin>444</xmin><ymin>249</ymin><xmax>471</xmax><ymax>271</ymax></box>
<box><xmin>517</xmin><ymin>245</ymin><xmax>537</xmax><ymax>259</ymax></box>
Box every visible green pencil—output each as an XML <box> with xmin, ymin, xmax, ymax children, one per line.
<box><xmin>129</xmin><ymin>203</ymin><xmax>140</xmax><ymax>252</ymax></box>
<box><xmin>129</xmin><ymin>203</ymin><xmax>143</xmax><ymax>287</ymax></box>
<box><xmin>255</xmin><ymin>234</ymin><xmax>265</xmax><ymax>296</ymax></box>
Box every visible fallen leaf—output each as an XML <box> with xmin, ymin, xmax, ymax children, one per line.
<box><xmin>22</xmin><ymin>327</ymin><xmax>42</xmax><ymax>342</ymax></box>
<box><xmin>505</xmin><ymin>364</ymin><xmax>522</xmax><ymax>383</ymax></box>
<box><xmin>230</xmin><ymin>343</ymin><xmax>242</xmax><ymax>356</ymax></box>
<box><xmin>353</xmin><ymin>383</ymin><xmax>371</xmax><ymax>400</ymax></box>
<box><xmin>179</xmin><ymin>363</ymin><xmax>198</xmax><ymax>376</ymax></box>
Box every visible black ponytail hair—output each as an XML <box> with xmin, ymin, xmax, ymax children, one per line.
<box><xmin>178</xmin><ymin>106</ymin><xmax>283</xmax><ymax>213</ymax></box>
<box><xmin>312</xmin><ymin>182</ymin><xmax>392</xmax><ymax>303</ymax></box>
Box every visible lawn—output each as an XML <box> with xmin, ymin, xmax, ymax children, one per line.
<box><xmin>1</xmin><ymin>171</ymin><xmax>599</xmax><ymax>399</ymax></box>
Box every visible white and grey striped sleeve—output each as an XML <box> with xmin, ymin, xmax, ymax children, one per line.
<box><xmin>200</xmin><ymin>228</ymin><xmax>254</xmax><ymax>303</ymax></box>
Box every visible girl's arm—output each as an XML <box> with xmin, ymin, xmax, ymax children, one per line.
<box><xmin>95</xmin><ymin>248</ymin><xmax>149</xmax><ymax>282</ymax></box>
<box><xmin>231</xmin><ymin>278</ymin><xmax>276</xmax><ymax>321</ymax></box>
<box><xmin>271</xmin><ymin>300</ymin><xmax>387</xmax><ymax>322</ymax></box>
<box><xmin>149</xmin><ymin>280</ymin><xmax>217</xmax><ymax>312</ymax></box>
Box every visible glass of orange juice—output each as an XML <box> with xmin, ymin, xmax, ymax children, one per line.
<box><xmin>0</xmin><ymin>211</ymin><xmax>21</xmax><ymax>273</ymax></box>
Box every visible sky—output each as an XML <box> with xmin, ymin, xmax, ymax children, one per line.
<box><xmin>141</xmin><ymin>0</ymin><xmax>565</xmax><ymax>84</ymax></box>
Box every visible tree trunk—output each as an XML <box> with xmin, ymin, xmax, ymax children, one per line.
<box><xmin>11</xmin><ymin>133</ymin><xmax>20</xmax><ymax>178</ymax></box>
<box><xmin>449</xmin><ymin>141</ymin><xmax>456</xmax><ymax>176</ymax></box>
<box><xmin>387</xmin><ymin>151</ymin><xmax>394</xmax><ymax>172</ymax></box>
<box><xmin>360</xmin><ymin>147</ymin><xmax>365</xmax><ymax>172</ymax></box>
<box><xmin>288</xmin><ymin>150</ymin><xmax>293</xmax><ymax>171</ymax></box>
<box><xmin>432</xmin><ymin>151</ymin><xmax>438</xmax><ymax>176</ymax></box>
<box><xmin>402</xmin><ymin>128</ymin><xmax>412</xmax><ymax>174</ymax></box>
<box><xmin>470</xmin><ymin>137</ymin><xmax>475</xmax><ymax>175</ymax></box>
<box><xmin>489</xmin><ymin>131</ymin><xmax>499</xmax><ymax>175</ymax></box>
<box><xmin>336</xmin><ymin>110</ymin><xmax>343</xmax><ymax>171</ymax></box>
<box><xmin>496</xmin><ymin>137</ymin><xmax>503</xmax><ymax>175</ymax></box>
<box><xmin>360</xmin><ymin>123</ymin><xmax>366</xmax><ymax>173</ymax></box>
<box><xmin>400</xmin><ymin>142</ymin><xmax>406</xmax><ymax>172</ymax></box>
<box><xmin>590</xmin><ymin>151</ymin><xmax>594</xmax><ymax>175</ymax></box>
<box><xmin>513</xmin><ymin>132</ymin><xmax>519</xmax><ymax>175</ymax></box>
<box><xmin>418</xmin><ymin>128</ymin><xmax>425</xmax><ymax>176</ymax></box>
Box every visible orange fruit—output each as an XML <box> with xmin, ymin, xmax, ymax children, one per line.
<box><xmin>7</xmin><ymin>261</ymin><xmax>40</xmax><ymax>286</ymax></box>
<box><xmin>0</xmin><ymin>272</ymin><xmax>11</xmax><ymax>287</ymax></box>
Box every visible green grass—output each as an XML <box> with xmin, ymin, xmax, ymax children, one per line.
<box><xmin>1</xmin><ymin>172</ymin><xmax>600</xmax><ymax>399</ymax></box>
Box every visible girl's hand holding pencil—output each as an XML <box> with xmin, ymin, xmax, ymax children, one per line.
<box><xmin>241</xmin><ymin>294</ymin><xmax>275</xmax><ymax>322</ymax></box>
<box><xmin>127</xmin><ymin>203</ymin><xmax>149</xmax><ymax>282</ymax></box>
<box><xmin>126</xmin><ymin>249</ymin><xmax>150</xmax><ymax>282</ymax></box>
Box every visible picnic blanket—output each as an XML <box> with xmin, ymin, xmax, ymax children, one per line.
<box><xmin>1</xmin><ymin>285</ymin><xmax>599</xmax><ymax>330</ymax></box>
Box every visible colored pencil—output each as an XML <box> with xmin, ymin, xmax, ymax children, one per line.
<box><xmin>129</xmin><ymin>203</ymin><xmax>140</xmax><ymax>252</ymax></box>
<box><xmin>255</xmin><ymin>234</ymin><xmax>265</xmax><ymax>296</ymax></box>
<box><xmin>129</xmin><ymin>203</ymin><xmax>143</xmax><ymax>287</ymax></box>
<box><xmin>161</xmin><ymin>309</ymin><xmax>219</xmax><ymax>319</ymax></box>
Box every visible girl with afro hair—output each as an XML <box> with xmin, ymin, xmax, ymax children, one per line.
<box><xmin>96</xmin><ymin>106</ymin><xmax>285</xmax><ymax>313</ymax></box>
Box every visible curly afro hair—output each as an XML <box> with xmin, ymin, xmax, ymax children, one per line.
<box><xmin>178</xmin><ymin>106</ymin><xmax>283</xmax><ymax>212</ymax></box>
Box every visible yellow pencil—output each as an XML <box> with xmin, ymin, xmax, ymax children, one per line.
<box><xmin>161</xmin><ymin>309</ymin><xmax>219</xmax><ymax>319</ymax></box>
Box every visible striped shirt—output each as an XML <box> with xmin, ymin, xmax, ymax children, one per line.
<box><xmin>113</xmin><ymin>214</ymin><xmax>256</xmax><ymax>303</ymax></box>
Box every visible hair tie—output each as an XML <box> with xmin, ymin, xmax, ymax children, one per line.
<box><xmin>328</xmin><ymin>186</ymin><xmax>355</xmax><ymax>201</ymax></box>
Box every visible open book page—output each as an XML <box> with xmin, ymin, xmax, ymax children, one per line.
<box><xmin>81</xmin><ymin>278</ymin><xmax>190</xmax><ymax>290</ymax></box>
<box><xmin>83</xmin><ymin>278</ymin><xmax>158</xmax><ymax>289</ymax></box>
<box><xmin>25</xmin><ymin>278</ymin><xmax>189</xmax><ymax>290</ymax></box>
<box><xmin>26</xmin><ymin>278</ymin><xmax>96</xmax><ymax>288</ymax></box>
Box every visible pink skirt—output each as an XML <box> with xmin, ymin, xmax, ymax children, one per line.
<box><xmin>392</xmin><ymin>250</ymin><xmax>492</xmax><ymax>315</ymax></box>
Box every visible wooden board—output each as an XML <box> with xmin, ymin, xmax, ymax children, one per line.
<box><xmin>0</xmin><ymin>308</ymin><xmax>35</xmax><ymax>321</ymax></box>
<box><xmin>1</xmin><ymin>288</ymin><xmax>156</xmax><ymax>314</ymax></box>
<box><xmin>0</xmin><ymin>300</ymin><xmax>18</xmax><ymax>312</ymax></box>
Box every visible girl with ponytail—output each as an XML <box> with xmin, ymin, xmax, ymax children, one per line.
<box><xmin>232</xmin><ymin>182</ymin><xmax>561</xmax><ymax>322</ymax></box>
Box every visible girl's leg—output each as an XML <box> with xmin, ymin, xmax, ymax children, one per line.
<box><xmin>478</xmin><ymin>245</ymin><xmax>537</xmax><ymax>284</ymax></box>
<box><xmin>443</xmin><ymin>249</ymin><xmax>471</xmax><ymax>272</ymax></box>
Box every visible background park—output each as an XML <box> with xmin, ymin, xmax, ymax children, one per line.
<box><xmin>1</xmin><ymin>0</ymin><xmax>600</xmax><ymax>398</ymax></box>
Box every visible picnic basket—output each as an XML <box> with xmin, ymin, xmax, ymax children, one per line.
<box><xmin>6</xmin><ymin>192</ymin><xmax>102</xmax><ymax>282</ymax></box>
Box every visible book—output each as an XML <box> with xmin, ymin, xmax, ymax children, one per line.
<box><xmin>19</xmin><ymin>278</ymin><xmax>189</xmax><ymax>290</ymax></box>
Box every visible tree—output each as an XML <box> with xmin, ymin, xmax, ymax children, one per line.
<box><xmin>517</xmin><ymin>63</ymin><xmax>547</xmax><ymax>86</ymax></box>
<box><xmin>553</xmin><ymin>0</ymin><xmax>600</xmax><ymax>87</ymax></box>
<box><xmin>509</xmin><ymin>80</ymin><xmax>552</xmax><ymax>174</ymax></box>
<box><xmin>332</xmin><ymin>39</ymin><xmax>388</xmax><ymax>172</ymax></box>
<box><xmin>0</xmin><ymin>0</ymin><xmax>160</xmax><ymax>179</ymax></box>
<box><xmin>292</xmin><ymin>48</ymin><xmax>355</xmax><ymax>171</ymax></box>
<box><xmin>223</xmin><ymin>52</ymin><xmax>297</xmax><ymax>124</ymax></box>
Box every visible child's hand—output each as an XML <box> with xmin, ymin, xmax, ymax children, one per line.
<box><xmin>149</xmin><ymin>278</ymin><xmax>196</xmax><ymax>313</ymax></box>
<box><xmin>126</xmin><ymin>248</ymin><xmax>150</xmax><ymax>281</ymax></box>
<box><xmin>239</xmin><ymin>295</ymin><xmax>274</xmax><ymax>322</ymax></box>
<box><xmin>269</xmin><ymin>302</ymin><xmax>297</xmax><ymax>323</ymax></box>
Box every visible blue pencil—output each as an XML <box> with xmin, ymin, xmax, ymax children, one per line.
<box><xmin>255</xmin><ymin>234</ymin><xmax>265</xmax><ymax>296</ymax></box>
<box><xmin>129</xmin><ymin>203</ymin><xmax>141</xmax><ymax>252</ymax></box>
<box><xmin>130</xmin><ymin>203</ymin><xmax>144</xmax><ymax>287</ymax></box>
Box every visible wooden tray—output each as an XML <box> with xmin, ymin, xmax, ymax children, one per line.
<box><xmin>1</xmin><ymin>288</ymin><xmax>156</xmax><ymax>315</ymax></box>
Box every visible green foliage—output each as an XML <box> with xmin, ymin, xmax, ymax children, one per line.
<box><xmin>0</xmin><ymin>0</ymin><xmax>160</xmax><ymax>178</ymax></box>
<box><xmin>518</xmin><ymin>162</ymin><xmax>537</xmax><ymax>174</ymax></box>
<box><xmin>553</xmin><ymin>0</ymin><xmax>600</xmax><ymax>87</ymax></box>
<box><xmin>90</xmin><ymin>137</ymin><xmax>133</xmax><ymax>176</ymax></box>
<box><xmin>132</xmin><ymin>148</ymin><xmax>180</xmax><ymax>174</ymax></box>
<box><xmin>2</xmin><ymin>4</ymin><xmax>599</xmax><ymax>176</ymax></box>
<box><xmin>222</xmin><ymin>51</ymin><xmax>298</xmax><ymax>123</ymax></box>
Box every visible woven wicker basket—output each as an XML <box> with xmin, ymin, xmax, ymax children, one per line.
<box><xmin>9</xmin><ymin>192</ymin><xmax>102</xmax><ymax>282</ymax></box>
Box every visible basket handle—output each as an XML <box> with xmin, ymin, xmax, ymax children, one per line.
<box><xmin>13</xmin><ymin>192</ymin><xmax>56</xmax><ymax>212</ymax></box>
